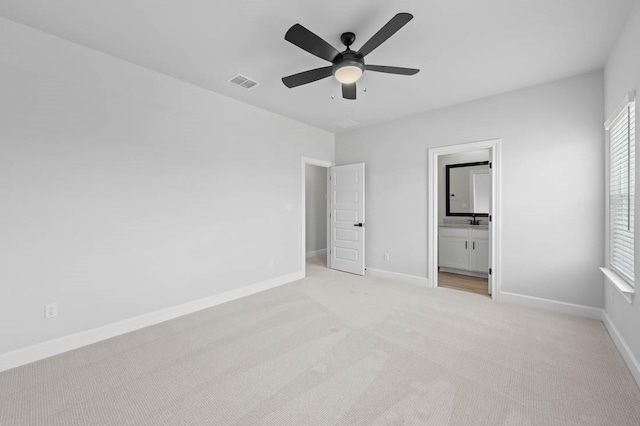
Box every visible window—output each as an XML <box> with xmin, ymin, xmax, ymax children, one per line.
<box><xmin>606</xmin><ymin>92</ymin><xmax>636</xmax><ymax>287</ymax></box>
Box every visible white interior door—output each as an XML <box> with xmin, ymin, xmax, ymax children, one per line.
<box><xmin>330</xmin><ymin>163</ymin><xmax>365</xmax><ymax>275</ymax></box>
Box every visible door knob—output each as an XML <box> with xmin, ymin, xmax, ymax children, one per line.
<box><xmin>354</xmin><ymin>223</ymin><xmax>363</xmax><ymax>227</ymax></box>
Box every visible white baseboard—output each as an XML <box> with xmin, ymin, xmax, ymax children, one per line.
<box><xmin>500</xmin><ymin>291</ymin><xmax>603</xmax><ymax>320</ymax></box>
<box><xmin>601</xmin><ymin>311</ymin><xmax>640</xmax><ymax>388</ymax></box>
<box><xmin>306</xmin><ymin>248</ymin><xmax>327</xmax><ymax>258</ymax></box>
<box><xmin>366</xmin><ymin>268</ymin><xmax>430</xmax><ymax>287</ymax></box>
<box><xmin>0</xmin><ymin>271</ymin><xmax>304</xmax><ymax>373</ymax></box>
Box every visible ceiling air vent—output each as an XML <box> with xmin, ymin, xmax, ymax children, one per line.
<box><xmin>334</xmin><ymin>119</ymin><xmax>360</xmax><ymax>129</ymax></box>
<box><xmin>228</xmin><ymin>74</ymin><xmax>259</xmax><ymax>90</ymax></box>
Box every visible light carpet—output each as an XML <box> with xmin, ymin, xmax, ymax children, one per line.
<box><xmin>1</xmin><ymin>256</ymin><xmax>640</xmax><ymax>425</ymax></box>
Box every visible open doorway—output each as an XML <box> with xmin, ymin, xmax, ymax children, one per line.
<box><xmin>305</xmin><ymin>164</ymin><xmax>328</xmax><ymax>265</ymax></box>
<box><xmin>438</xmin><ymin>152</ymin><xmax>490</xmax><ymax>296</ymax></box>
<box><xmin>428</xmin><ymin>140</ymin><xmax>502</xmax><ymax>300</ymax></box>
<box><xmin>301</xmin><ymin>158</ymin><xmax>333</xmax><ymax>277</ymax></box>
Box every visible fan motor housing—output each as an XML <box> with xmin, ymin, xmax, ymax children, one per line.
<box><xmin>340</xmin><ymin>32</ymin><xmax>356</xmax><ymax>48</ymax></box>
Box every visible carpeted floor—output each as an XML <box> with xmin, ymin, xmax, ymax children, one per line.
<box><xmin>2</xmin><ymin>256</ymin><xmax>640</xmax><ymax>425</ymax></box>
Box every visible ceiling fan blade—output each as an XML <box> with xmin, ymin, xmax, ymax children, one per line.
<box><xmin>365</xmin><ymin>65</ymin><xmax>420</xmax><ymax>75</ymax></box>
<box><xmin>285</xmin><ymin>24</ymin><xmax>340</xmax><ymax>62</ymax></box>
<box><xmin>342</xmin><ymin>83</ymin><xmax>356</xmax><ymax>100</ymax></box>
<box><xmin>357</xmin><ymin>13</ymin><xmax>413</xmax><ymax>58</ymax></box>
<box><xmin>282</xmin><ymin>66</ymin><xmax>333</xmax><ymax>88</ymax></box>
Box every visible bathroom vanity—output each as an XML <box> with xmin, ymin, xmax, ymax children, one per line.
<box><xmin>438</xmin><ymin>225</ymin><xmax>489</xmax><ymax>277</ymax></box>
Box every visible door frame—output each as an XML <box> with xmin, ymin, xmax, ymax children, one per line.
<box><xmin>301</xmin><ymin>157</ymin><xmax>335</xmax><ymax>277</ymax></box>
<box><xmin>427</xmin><ymin>139</ymin><xmax>502</xmax><ymax>300</ymax></box>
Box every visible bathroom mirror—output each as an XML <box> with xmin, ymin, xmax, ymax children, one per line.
<box><xmin>446</xmin><ymin>161</ymin><xmax>490</xmax><ymax>216</ymax></box>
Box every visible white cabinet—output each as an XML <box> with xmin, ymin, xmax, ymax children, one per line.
<box><xmin>469</xmin><ymin>229</ymin><xmax>489</xmax><ymax>273</ymax></box>
<box><xmin>439</xmin><ymin>231</ymin><xmax>470</xmax><ymax>270</ymax></box>
<box><xmin>439</xmin><ymin>227</ymin><xmax>488</xmax><ymax>276</ymax></box>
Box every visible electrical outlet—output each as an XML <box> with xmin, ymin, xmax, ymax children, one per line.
<box><xmin>45</xmin><ymin>303</ymin><xmax>57</xmax><ymax>319</ymax></box>
<box><xmin>384</xmin><ymin>252</ymin><xmax>390</xmax><ymax>261</ymax></box>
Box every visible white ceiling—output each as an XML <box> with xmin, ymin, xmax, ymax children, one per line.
<box><xmin>0</xmin><ymin>0</ymin><xmax>635</xmax><ymax>133</ymax></box>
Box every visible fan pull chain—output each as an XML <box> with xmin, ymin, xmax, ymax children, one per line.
<box><xmin>331</xmin><ymin>78</ymin><xmax>340</xmax><ymax>100</ymax></box>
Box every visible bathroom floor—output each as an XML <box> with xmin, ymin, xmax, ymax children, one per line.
<box><xmin>438</xmin><ymin>271</ymin><xmax>489</xmax><ymax>296</ymax></box>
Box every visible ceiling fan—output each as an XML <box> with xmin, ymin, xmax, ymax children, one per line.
<box><xmin>282</xmin><ymin>13</ymin><xmax>420</xmax><ymax>100</ymax></box>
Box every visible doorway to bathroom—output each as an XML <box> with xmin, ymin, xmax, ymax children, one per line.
<box><xmin>427</xmin><ymin>139</ymin><xmax>502</xmax><ymax>300</ymax></box>
<box><xmin>439</xmin><ymin>154</ymin><xmax>490</xmax><ymax>295</ymax></box>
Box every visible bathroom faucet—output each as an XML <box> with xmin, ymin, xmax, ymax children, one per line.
<box><xmin>469</xmin><ymin>215</ymin><xmax>479</xmax><ymax>225</ymax></box>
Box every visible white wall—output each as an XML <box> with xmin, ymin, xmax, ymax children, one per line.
<box><xmin>604</xmin><ymin>0</ymin><xmax>640</xmax><ymax>373</ymax></box>
<box><xmin>0</xmin><ymin>18</ymin><xmax>334</xmax><ymax>356</ymax></box>
<box><xmin>336</xmin><ymin>71</ymin><xmax>604</xmax><ymax>308</ymax></box>
<box><xmin>438</xmin><ymin>150</ymin><xmax>490</xmax><ymax>223</ymax></box>
<box><xmin>305</xmin><ymin>164</ymin><xmax>327</xmax><ymax>253</ymax></box>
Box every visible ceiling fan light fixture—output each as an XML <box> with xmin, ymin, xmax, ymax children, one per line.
<box><xmin>282</xmin><ymin>13</ymin><xmax>419</xmax><ymax>99</ymax></box>
<box><xmin>334</xmin><ymin>62</ymin><xmax>364</xmax><ymax>84</ymax></box>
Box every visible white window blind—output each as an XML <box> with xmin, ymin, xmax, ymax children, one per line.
<box><xmin>607</xmin><ymin>98</ymin><xmax>635</xmax><ymax>286</ymax></box>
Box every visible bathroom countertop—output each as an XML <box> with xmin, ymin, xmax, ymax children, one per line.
<box><xmin>439</xmin><ymin>223</ymin><xmax>489</xmax><ymax>230</ymax></box>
